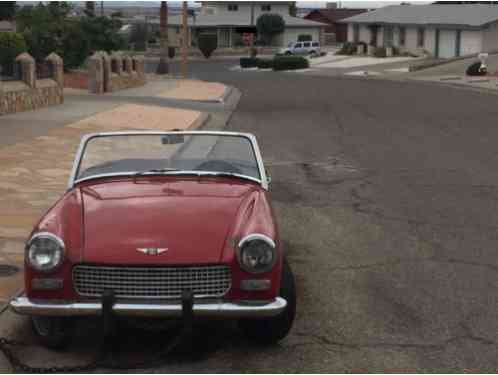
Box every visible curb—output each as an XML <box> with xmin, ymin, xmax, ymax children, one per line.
<box><xmin>188</xmin><ymin>112</ymin><xmax>211</xmax><ymax>130</ymax></box>
<box><xmin>192</xmin><ymin>85</ymin><xmax>233</xmax><ymax>104</ymax></box>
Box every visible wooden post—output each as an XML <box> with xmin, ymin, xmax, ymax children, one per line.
<box><xmin>181</xmin><ymin>1</ymin><xmax>188</xmax><ymax>78</ymax></box>
<box><xmin>156</xmin><ymin>1</ymin><xmax>170</xmax><ymax>74</ymax></box>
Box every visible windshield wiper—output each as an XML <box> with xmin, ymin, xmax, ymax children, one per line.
<box><xmin>133</xmin><ymin>168</ymin><xmax>179</xmax><ymax>177</ymax></box>
<box><xmin>194</xmin><ymin>171</ymin><xmax>257</xmax><ymax>183</ymax></box>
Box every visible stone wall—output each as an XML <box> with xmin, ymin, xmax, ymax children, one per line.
<box><xmin>0</xmin><ymin>52</ymin><xmax>64</xmax><ymax>116</ymax></box>
<box><xmin>88</xmin><ymin>52</ymin><xmax>146</xmax><ymax>94</ymax></box>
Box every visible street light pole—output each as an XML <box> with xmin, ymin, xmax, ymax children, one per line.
<box><xmin>181</xmin><ymin>1</ymin><xmax>188</xmax><ymax>78</ymax></box>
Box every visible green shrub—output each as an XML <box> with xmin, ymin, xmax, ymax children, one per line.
<box><xmin>273</xmin><ymin>56</ymin><xmax>309</xmax><ymax>71</ymax></box>
<box><xmin>374</xmin><ymin>46</ymin><xmax>387</xmax><ymax>58</ymax></box>
<box><xmin>297</xmin><ymin>34</ymin><xmax>312</xmax><ymax>42</ymax></box>
<box><xmin>466</xmin><ymin>61</ymin><xmax>487</xmax><ymax>76</ymax></box>
<box><xmin>257</xmin><ymin>58</ymin><xmax>274</xmax><ymax>69</ymax></box>
<box><xmin>198</xmin><ymin>34</ymin><xmax>217</xmax><ymax>59</ymax></box>
<box><xmin>337</xmin><ymin>42</ymin><xmax>356</xmax><ymax>55</ymax></box>
<box><xmin>0</xmin><ymin>32</ymin><xmax>27</xmax><ymax>76</ymax></box>
<box><xmin>240</xmin><ymin>57</ymin><xmax>259</xmax><ymax>68</ymax></box>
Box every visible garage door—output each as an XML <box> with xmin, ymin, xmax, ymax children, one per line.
<box><xmin>460</xmin><ymin>31</ymin><xmax>482</xmax><ymax>56</ymax></box>
<box><xmin>438</xmin><ymin>30</ymin><xmax>457</xmax><ymax>58</ymax></box>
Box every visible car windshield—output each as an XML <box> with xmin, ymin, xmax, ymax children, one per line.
<box><xmin>75</xmin><ymin>133</ymin><xmax>261</xmax><ymax>183</ymax></box>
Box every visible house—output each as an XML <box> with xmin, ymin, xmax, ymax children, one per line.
<box><xmin>0</xmin><ymin>20</ymin><xmax>16</xmax><ymax>32</ymax></box>
<box><xmin>163</xmin><ymin>2</ymin><xmax>327</xmax><ymax>48</ymax></box>
<box><xmin>340</xmin><ymin>4</ymin><xmax>498</xmax><ymax>58</ymax></box>
<box><xmin>304</xmin><ymin>8</ymin><xmax>368</xmax><ymax>44</ymax></box>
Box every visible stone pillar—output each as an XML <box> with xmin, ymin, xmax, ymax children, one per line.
<box><xmin>101</xmin><ymin>51</ymin><xmax>112</xmax><ymax>93</ymax></box>
<box><xmin>88</xmin><ymin>52</ymin><xmax>104</xmax><ymax>94</ymax></box>
<box><xmin>132</xmin><ymin>55</ymin><xmax>145</xmax><ymax>78</ymax></box>
<box><xmin>367</xmin><ymin>45</ymin><xmax>376</xmax><ymax>56</ymax></box>
<box><xmin>356</xmin><ymin>44</ymin><xmax>365</xmax><ymax>55</ymax></box>
<box><xmin>45</xmin><ymin>52</ymin><xmax>64</xmax><ymax>87</ymax></box>
<box><xmin>123</xmin><ymin>55</ymin><xmax>133</xmax><ymax>75</ymax></box>
<box><xmin>15</xmin><ymin>52</ymin><xmax>36</xmax><ymax>88</ymax></box>
<box><xmin>111</xmin><ymin>53</ymin><xmax>123</xmax><ymax>75</ymax></box>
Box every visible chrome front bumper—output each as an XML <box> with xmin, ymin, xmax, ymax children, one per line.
<box><xmin>10</xmin><ymin>296</ymin><xmax>287</xmax><ymax>318</ymax></box>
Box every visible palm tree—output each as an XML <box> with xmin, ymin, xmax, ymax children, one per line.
<box><xmin>156</xmin><ymin>1</ymin><xmax>169</xmax><ymax>74</ymax></box>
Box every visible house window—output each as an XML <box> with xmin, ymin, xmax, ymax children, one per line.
<box><xmin>384</xmin><ymin>26</ymin><xmax>394</xmax><ymax>47</ymax></box>
<box><xmin>417</xmin><ymin>27</ymin><xmax>425</xmax><ymax>47</ymax></box>
<box><xmin>399</xmin><ymin>27</ymin><xmax>406</xmax><ymax>46</ymax></box>
<box><xmin>353</xmin><ymin>24</ymin><xmax>360</xmax><ymax>43</ymax></box>
<box><xmin>227</xmin><ymin>4</ymin><xmax>238</xmax><ymax>11</ymax></box>
<box><xmin>261</xmin><ymin>5</ymin><xmax>271</xmax><ymax>11</ymax></box>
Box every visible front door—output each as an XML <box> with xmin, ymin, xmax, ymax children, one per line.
<box><xmin>218</xmin><ymin>28</ymin><xmax>231</xmax><ymax>48</ymax></box>
<box><xmin>368</xmin><ymin>25</ymin><xmax>379</xmax><ymax>47</ymax></box>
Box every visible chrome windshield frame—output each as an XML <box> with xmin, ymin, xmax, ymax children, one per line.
<box><xmin>67</xmin><ymin>131</ymin><xmax>269</xmax><ymax>190</ymax></box>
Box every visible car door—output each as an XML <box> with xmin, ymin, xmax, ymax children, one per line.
<box><xmin>293</xmin><ymin>42</ymin><xmax>303</xmax><ymax>54</ymax></box>
<box><xmin>302</xmin><ymin>42</ymin><xmax>311</xmax><ymax>54</ymax></box>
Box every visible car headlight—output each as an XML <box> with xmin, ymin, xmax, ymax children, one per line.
<box><xmin>237</xmin><ymin>234</ymin><xmax>277</xmax><ymax>274</ymax></box>
<box><xmin>26</xmin><ymin>232</ymin><xmax>65</xmax><ymax>272</ymax></box>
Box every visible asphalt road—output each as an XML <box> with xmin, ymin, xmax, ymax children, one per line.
<box><xmin>2</xmin><ymin>60</ymin><xmax>498</xmax><ymax>372</ymax></box>
<box><xmin>167</xmin><ymin>60</ymin><xmax>497</xmax><ymax>372</ymax></box>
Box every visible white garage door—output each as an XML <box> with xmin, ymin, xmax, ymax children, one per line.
<box><xmin>438</xmin><ymin>30</ymin><xmax>457</xmax><ymax>58</ymax></box>
<box><xmin>460</xmin><ymin>30</ymin><xmax>482</xmax><ymax>56</ymax></box>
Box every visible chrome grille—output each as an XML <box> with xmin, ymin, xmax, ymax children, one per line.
<box><xmin>73</xmin><ymin>265</ymin><xmax>231</xmax><ymax>299</ymax></box>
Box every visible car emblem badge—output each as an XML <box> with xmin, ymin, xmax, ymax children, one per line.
<box><xmin>137</xmin><ymin>247</ymin><xmax>168</xmax><ymax>255</ymax></box>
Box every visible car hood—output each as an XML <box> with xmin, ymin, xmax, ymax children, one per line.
<box><xmin>79</xmin><ymin>177</ymin><xmax>260</xmax><ymax>265</ymax></box>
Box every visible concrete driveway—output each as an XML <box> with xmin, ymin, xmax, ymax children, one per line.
<box><xmin>0</xmin><ymin>60</ymin><xmax>497</xmax><ymax>372</ymax></box>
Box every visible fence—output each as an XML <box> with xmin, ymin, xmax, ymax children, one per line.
<box><xmin>88</xmin><ymin>51</ymin><xmax>146</xmax><ymax>94</ymax></box>
<box><xmin>0</xmin><ymin>52</ymin><xmax>64</xmax><ymax>115</ymax></box>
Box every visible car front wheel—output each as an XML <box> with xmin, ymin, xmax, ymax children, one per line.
<box><xmin>238</xmin><ymin>260</ymin><xmax>296</xmax><ymax>344</ymax></box>
<box><xmin>31</xmin><ymin>316</ymin><xmax>74</xmax><ymax>350</ymax></box>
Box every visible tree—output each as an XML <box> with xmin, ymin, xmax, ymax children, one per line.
<box><xmin>256</xmin><ymin>14</ymin><xmax>285</xmax><ymax>46</ymax></box>
<box><xmin>16</xmin><ymin>2</ymin><xmax>124</xmax><ymax>70</ymax></box>
<box><xmin>129</xmin><ymin>22</ymin><xmax>148</xmax><ymax>51</ymax></box>
<box><xmin>156</xmin><ymin>1</ymin><xmax>169</xmax><ymax>74</ymax></box>
<box><xmin>0</xmin><ymin>32</ymin><xmax>27</xmax><ymax>76</ymax></box>
<box><xmin>0</xmin><ymin>1</ymin><xmax>16</xmax><ymax>21</ymax></box>
<box><xmin>80</xmin><ymin>16</ymin><xmax>125</xmax><ymax>52</ymax></box>
<box><xmin>85</xmin><ymin>1</ymin><xmax>95</xmax><ymax>17</ymax></box>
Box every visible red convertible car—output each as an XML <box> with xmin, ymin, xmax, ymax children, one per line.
<box><xmin>10</xmin><ymin>131</ymin><xmax>296</xmax><ymax>348</ymax></box>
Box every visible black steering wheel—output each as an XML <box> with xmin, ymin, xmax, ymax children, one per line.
<box><xmin>195</xmin><ymin>160</ymin><xmax>242</xmax><ymax>174</ymax></box>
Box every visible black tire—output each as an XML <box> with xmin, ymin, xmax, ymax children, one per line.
<box><xmin>239</xmin><ymin>260</ymin><xmax>296</xmax><ymax>344</ymax></box>
<box><xmin>284</xmin><ymin>51</ymin><xmax>292</xmax><ymax>56</ymax></box>
<box><xmin>31</xmin><ymin>316</ymin><xmax>74</xmax><ymax>350</ymax></box>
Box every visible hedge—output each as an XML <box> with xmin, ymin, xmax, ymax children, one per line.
<box><xmin>256</xmin><ymin>58</ymin><xmax>274</xmax><ymax>69</ymax></box>
<box><xmin>272</xmin><ymin>56</ymin><xmax>309</xmax><ymax>71</ymax></box>
<box><xmin>374</xmin><ymin>46</ymin><xmax>387</xmax><ymax>58</ymax></box>
<box><xmin>0</xmin><ymin>32</ymin><xmax>27</xmax><ymax>76</ymax></box>
<box><xmin>240</xmin><ymin>57</ymin><xmax>259</xmax><ymax>68</ymax></box>
<box><xmin>337</xmin><ymin>42</ymin><xmax>356</xmax><ymax>55</ymax></box>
